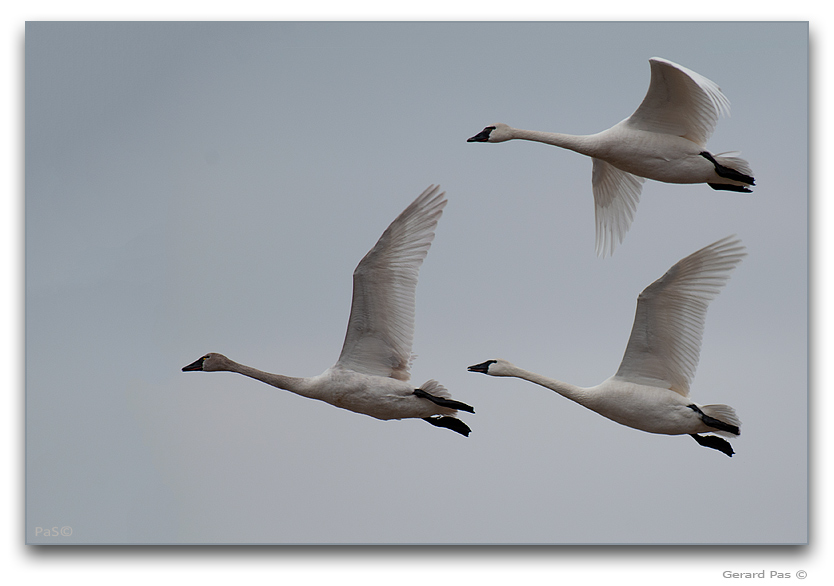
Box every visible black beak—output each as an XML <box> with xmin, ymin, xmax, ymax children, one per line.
<box><xmin>182</xmin><ymin>357</ymin><xmax>204</xmax><ymax>372</ymax></box>
<box><xmin>467</xmin><ymin>128</ymin><xmax>492</xmax><ymax>142</ymax></box>
<box><xmin>467</xmin><ymin>360</ymin><xmax>494</xmax><ymax>374</ymax></box>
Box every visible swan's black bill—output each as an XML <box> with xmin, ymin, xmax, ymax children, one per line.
<box><xmin>182</xmin><ymin>357</ymin><xmax>205</xmax><ymax>372</ymax></box>
<box><xmin>467</xmin><ymin>360</ymin><xmax>495</xmax><ymax>374</ymax></box>
<box><xmin>467</xmin><ymin>127</ymin><xmax>494</xmax><ymax>142</ymax></box>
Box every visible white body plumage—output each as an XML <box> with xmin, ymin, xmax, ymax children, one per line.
<box><xmin>468</xmin><ymin>58</ymin><xmax>755</xmax><ymax>256</ymax></box>
<box><xmin>469</xmin><ymin>236</ymin><xmax>745</xmax><ymax>455</ymax></box>
<box><xmin>184</xmin><ymin>185</ymin><xmax>473</xmax><ymax>436</ymax></box>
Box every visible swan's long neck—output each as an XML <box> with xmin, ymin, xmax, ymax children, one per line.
<box><xmin>508</xmin><ymin>128</ymin><xmax>600</xmax><ymax>158</ymax></box>
<box><xmin>225</xmin><ymin>361</ymin><xmax>317</xmax><ymax>399</ymax></box>
<box><xmin>504</xmin><ymin>365</ymin><xmax>591</xmax><ymax>407</ymax></box>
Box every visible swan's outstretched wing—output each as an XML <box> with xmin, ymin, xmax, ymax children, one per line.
<box><xmin>335</xmin><ymin>185</ymin><xmax>447</xmax><ymax>381</ymax></box>
<box><xmin>592</xmin><ymin>158</ymin><xmax>646</xmax><ymax>258</ymax></box>
<box><xmin>624</xmin><ymin>57</ymin><xmax>731</xmax><ymax>147</ymax></box>
<box><xmin>614</xmin><ymin>236</ymin><xmax>745</xmax><ymax>395</ymax></box>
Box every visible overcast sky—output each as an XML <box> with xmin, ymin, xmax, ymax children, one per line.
<box><xmin>24</xmin><ymin>18</ymin><xmax>808</xmax><ymax>553</ymax></box>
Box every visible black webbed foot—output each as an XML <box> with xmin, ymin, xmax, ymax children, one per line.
<box><xmin>691</xmin><ymin>433</ymin><xmax>735</xmax><ymax>457</ymax></box>
<box><xmin>708</xmin><ymin>182</ymin><xmax>753</xmax><ymax>193</ymax></box>
<box><xmin>700</xmin><ymin>151</ymin><xmax>755</xmax><ymax>186</ymax></box>
<box><xmin>423</xmin><ymin>416</ymin><xmax>471</xmax><ymax>437</ymax></box>
<box><xmin>413</xmin><ymin>388</ymin><xmax>475</xmax><ymax>413</ymax></box>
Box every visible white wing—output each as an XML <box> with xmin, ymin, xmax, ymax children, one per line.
<box><xmin>624</xmin><ymin>57</ymin><xmax>731</xmax><ymax>147</ymax></box>
<box><xmin>614</xmin><ymin>236</ymin><xmax>746</xmax><ymax>396</ymax></box>
<box><xmin>335</xmin><ymin>185</ymin><xmax>447</xmax><ymax>381</ymax></box>
<box><xmin>592</xmin><ymin>158</ymin><xmax>645</xmax><ymax>258</ymax></box>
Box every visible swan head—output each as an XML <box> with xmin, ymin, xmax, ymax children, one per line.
<box><xmin>467</xmin><ymin>123</ymin><xmax>512</xmax><ymax>143</ymax></box>
<box><xmin>467</xmin><ymin>359</ymin><xmax>515</xmax><ymax>376</ymax></box>
<box><xmin>182</xmin><ymin>352</ymin><xmax>233</xmax><ymax>372</ymax></box>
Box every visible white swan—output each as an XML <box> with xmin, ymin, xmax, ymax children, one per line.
<box><xmin>468</xmin><ymin>236</ymin><xmax>745</xmax><ymax>456</ymax></box>
<box><xmin>467</xmin><ymin>57</ymin><xmax>755</xmax><ymax>257</ymax></box>
<box><xmin>183</xmin><ymin>185</ymin><xmax>474</xmax><ymax>436</ymax></box>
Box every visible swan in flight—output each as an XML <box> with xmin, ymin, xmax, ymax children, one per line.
<box><xmin>468</xmin><ymin>236</ymin><xmax>745</xmax><ymax>456</ymax></box>
<box><xmin>183</xmin><ymin>185</ymin><xmax>474</xmax><ymax>436</ymax></box>
<box><xmin>467</xmin><ymin>57</ymin><xmax>755</xmax><ymax>257</ymax></box>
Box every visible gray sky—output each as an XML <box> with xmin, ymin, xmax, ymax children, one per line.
<box><xmin>25</xmin><ymin>19</ymin><xmax>807</xmax><ymax>550</ymax></box>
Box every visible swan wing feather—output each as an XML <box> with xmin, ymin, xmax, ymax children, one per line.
<box><xmin>624</xmin><ymin>57</ymin><xmax>731</xmax><ymax>147</ymax></box>
<box><xmin>592</xmin><ymin>158</ymin><xmax>645</xmax><ymax>258</ymax></box>
<box><xmin>614</xmin><ymin>236</ymin><xmax>745</xmax><ymax>395</ymax></box>
<box><xmin>335</xmin><ymin>185</ymin><xmax>446</xmax><ymax>381</ymax></box>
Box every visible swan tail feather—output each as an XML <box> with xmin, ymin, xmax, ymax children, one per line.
<box><xmin>701</xmin><ymin>151</ymin><xmax>755</xmax><ymax>186</ymax></box>
<box><xmin>418</xmin><ymin>379</ymin><xmax>449</xmax><ymax>398</ymax></box>
<box><xmin>700</xmin><ymin>404</ymin><xmax>741</xmax><ymax>437</ymax></box>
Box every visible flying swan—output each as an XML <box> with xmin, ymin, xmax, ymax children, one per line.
<box><xmin>183</xmin><ymin>185</ymin><xmax>474</xmax><ymax>436</ymax></box>
<box><xmin>468</xmin><ymin>236</ymin><xmax>745</xmax><ymax>456</ymax></box>
<box><xmin>467</xmin><ymin>57</ymin><xmax>755</xmax><ymax>257</ymax></box>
